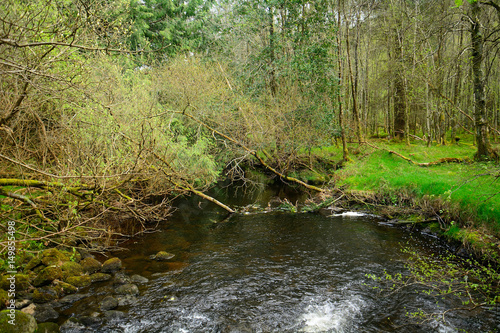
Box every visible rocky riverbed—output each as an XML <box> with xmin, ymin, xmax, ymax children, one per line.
<box><xmin>0</xmin><ymin>247</ymin><xmax>172</xmax><ymax>333</ymax></box>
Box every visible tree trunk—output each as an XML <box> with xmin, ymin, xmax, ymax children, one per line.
<box><xmin>470</xmin><ymin>1</ymin><xmax>491</xmax><ymax>160</ymax></box>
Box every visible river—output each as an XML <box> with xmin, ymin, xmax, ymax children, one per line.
<box><xmin>61</xmin><ymin>184</ymin><xmax>500</xmax><ymax>332</ymax></box>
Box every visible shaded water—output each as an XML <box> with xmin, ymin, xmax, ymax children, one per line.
<box><xmin>64</xmin><ymin>185</ymin><xmax>500</xmax><ymax>332</ymax></box>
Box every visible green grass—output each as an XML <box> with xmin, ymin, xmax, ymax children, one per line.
<box><xmin>329</xmin><ymin>140</ymin><xmax>500</xmax><ymax>234</ymax></box>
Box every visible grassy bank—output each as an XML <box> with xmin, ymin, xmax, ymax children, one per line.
<box><xmin>308</xmin><ymin>137</ymin><xmax>500</xmax><ymax>259</ymax></box>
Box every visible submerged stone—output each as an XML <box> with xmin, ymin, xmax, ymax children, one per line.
<box><xmin>112</xmin><ymin>272</ymin><xmax>131</xmax><ymax>286</ymax></box>
<box><xmin>59</xmin><ymin>317</ymin><xmax>86</xmax><ymax>333</ymax></box>
<box><xmin>35</xmin><ymin>321</ymin><xmax>60</xmax><ymax>333</ymax></box>
<box><xmin>150</xmin><ymin>251</ymin><xmax>175</xmax><ymax>261</ymax></box>
<box><xmin>0</xmin><ymin>309</ymin><xmax>37</xmax><ymax>333</ymax></box>
<box><xmin>115</xmin><ymin>283</ymin><xmax>139</xmax><ymax>296</ymax></box>
<box><xmin>99</xmin><ymin>296</ymin><xmax>118</xmax><ymax>311</ymax></box>
<box><xmin>130</xmin><ymin>274</ymin><xmax>149</xmax><ymax>284</ymax></box>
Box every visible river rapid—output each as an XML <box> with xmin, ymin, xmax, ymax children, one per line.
<box><xmin>61</xmin><ymin>185</ymin><xmax>500</xmax><ymax>332</ymax></box>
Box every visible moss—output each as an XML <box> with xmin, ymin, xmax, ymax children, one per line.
<box><xmin>0</xmin><ymin>274</ymin><xmax>31</xmax><ymax>292</ymax></box>
<box><xmin>33</xmin><ymin>287</ymin><xmax>58</xmax><ymax>303</ymax></box>
<box><xmin>40</xmin><ymin>249</ymin><xmax>69</xmax><ymax>267</ymax></box>
<box><xmin>60</xmin><ymin>261</ymin><xmax>83</xmax><ymax>279</ymax></box>
<box><xmin>101</xmin><ymin>257</ymin><xmax>122</xmax><ymax>273</ymax></box>
<box><xmin>65</xmin><ymin>276</ymin><xmax>91</xmax><ymax>288</ymax></box>
<box><xmin>0</xmin><ymin>290</ymin><xmax>8</xmax><ymax>310</ymax></box>
<box><xmin>35</xmin><ymin>322</ymin><xmax>59</xmax><ymax>333</ymax></box>
<box><xmin>80</xmin><ymin>257</ymin><xmax>102</xmax><ymax>274</ymax></box>
<box><xmin>53</xmin><ymin>280</ymin><xmax>78</xmax><ymax>295</ymax></box>
<box><xmin>0</xmin><ymin>310</ymin><xmax>37</xmax><ymax>333</ymax></box>
<box><xmin>32</xmin><ymin>266</ymin><xmax>62</xmax><ymax>287</ymax></box>
<box><xmin>90</xmin><ymin>273</ymin><xmax>111</xmax><ymax>283</ymax></box>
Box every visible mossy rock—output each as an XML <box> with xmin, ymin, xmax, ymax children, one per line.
<box><xmin>60</xmin><ymin>262</ymin><xmax>83</xmax><ymax>279</ymax></box>
<box><xmin>0</xmin><ymin>309</ymin><xmax>37</xmax><ymax>333</ymax></box>
<box><xmin>90</xmin><ymin>273</ymin><xmax>111</xmax><ymax>283</ymax></box>
<box><xmin>35</xmin><ymin>322</ymin><xmax>59</xmax><ymax>333</ymax></box>
<box><xmin>65</xmin><ymin>276</ymin><xmax>91</xmax><ymax>288</ymax></box>
<box><xmin>60</xmin><ymin>249</ymin><xmax>81</xmax><ymax>263</ymax></box>
<box><xmin>101</xmin><ymin>258</ymin><xmax>122</xmax><ymax>273</ymax></box>
<box><xmin>53</xmin><ymin>280</ymin><xmax>77</xmax><ymax>295</ymax></box>
<box><xmin>24</xmin><ymin>257</ymin><xmax>43</xmax><ymax>272</ymax></box>
<box><xmin>40</xmin><ymin>249</ymin><xmax>69</xmax><ymax>267</ymax></box>
<box><xmin>1</xmin><ymin>274</ymin><xmax>31</xmax><ymax>292</ymax></box>
<box><xmin>33</xmin><ymin>287</ymin><xmax>58</xmax><ymax>304</ymax></box>
<box><xmin>80</xmin><ymin>257</ymin><xmax>102</xmax><ymax>274</ymax></box>
<box><xmin>33</xmin><ymin>267</ymin><xmax>63</xmax><ymax>287</ymax></box>
<box><xmin>0</xmin><ymin>290</ymin><xmax>8</xmax><ymax>310</ymax></box>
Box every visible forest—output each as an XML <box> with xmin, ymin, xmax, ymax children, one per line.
<box><xmin>2</xmin><ymin>0</ymin><xmax>500</xmax><ymax>331</ymax></box>
<box><xmin>1</xmin><ymin>0</ymin><xmax>500</xmax><ymax>282</ymax></box>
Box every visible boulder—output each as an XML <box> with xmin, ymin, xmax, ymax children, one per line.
<box><xmin>40</xmin><ymin>249</ymin><xmax>69</xmax><ymax>267</ymax></box>
<box><xmin>99</xmin><ymin>296</ymin><xmax>118</xmax><ymax>311</ymax></box>
<box><xmin>101</xmin><ymin>258</ymin><xmax>122</xmax><ymax>274</ymax></box>
<box><xmin>65</xmin><ymin>276</ymin><xmax>91</xmax><ymax>289</ymax></box>
<box><xmin>33</xmin><ymin>266</ymin><xmax>63</xmax><ymax>287</ymax></box>
<box><xmin>1</xmin><ymin>274</ymin><xmax>31</xmax><ymax>292</ymax></box>
<box><xmin>103</xmin><ymin>310</ymin><xmax>125</xmax><ymax>321</ymax></box>
<box><xmin>33</xmin><ymin>287</ymin><xmax>58</xmax><ymax>304</ymax></box>
<box><xmin>112</xmin><ymin>272</ymin><xmax>131</xmax><ymax>286</ymax></box>
<box><xmin>116</xmin><ymin>295</ymin><xmax>137</xmax><ymax>306</ymax></box>
<box><xmin>33</xmin><ymin>304</ymin><xmax>58</xmax><ymax>323</ymax></box>
<box><xmin>89</xmin><ymin>273</ymin><xmax>111</xmax><ymax>283</ymax></box>
<box><xmin>57</xmin><ymin>294</ymin><xmax>88</xmax><ymax>307</ymax></box>
<box><xmin>14</xmin><ymin>299</ymin><xmax>32</xmax><ymax>310</ymax></box>
<box><xmin>130</xmin><ymin>274</ymin><xmax>149</xmax><ymax>284</ymax></box>
<box><xmin>61</xmin><ymin>262</ymin><xmax>84</xmax><ymax>279</ymax></box>
<box><xmin>115</xmin><ymin>283</ymin><xmax>139</xmax><ymax>296</ymax></box>
<box><xmin>79</xmin><ymin>258</ymin><xmax>101</xmax><ymax>275</ymax></box>
<box><xmin>53</xmin><ymin>280</ymin><xmax>78</xmax><ymax>295</ymax></box>
<box><xmin>79</xmin><ymin>313</ymin><xmax>101</xmax><ymax>328</ymax></box>
<box><xmin>0</xmin><ymin>309</ymin><xmax>37</xmax><ymax>333</ymax></box>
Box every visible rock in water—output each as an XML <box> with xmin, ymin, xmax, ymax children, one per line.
<box><xmin>150</xmin><ymin>251</ymin><xmax>175</xmax><ymax>261</ymax></box>
<box><xmin>101</xmin><ymin>258</ymin><xmax>122</xmax><ymax>273</ymax></box>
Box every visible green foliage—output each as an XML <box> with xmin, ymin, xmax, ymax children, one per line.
<box><xmin>367</xmin><ymin>245</ymin><xmax>500</xmax><ymax>324</ymax></box>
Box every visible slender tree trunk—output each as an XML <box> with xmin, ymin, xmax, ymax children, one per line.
<box><xmin>268</xmin><ymin>7</ymin><xmax>278</xmax><ymax>97</ymax></box>
<box><xmin>337</xmin><ymin>8</ymin><xmax>349</xmax><ymax>161</ymax></box>
<box><xmin>344</xmin><ymin>7</ymin><xmax>363</xmax><ymax>144</ymax></box>
<box><xmin>470</xmin><ymin>1</ymin><xmax>491</xmax><ymax>159</ymax></box>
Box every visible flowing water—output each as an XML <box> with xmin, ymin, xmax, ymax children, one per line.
<box><xmin>62</xmin><ymin>185</ymin><xmax>500</xmax><ymax>332</ymax></box>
